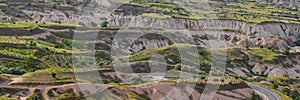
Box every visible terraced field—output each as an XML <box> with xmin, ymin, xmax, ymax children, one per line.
<box><xmin>0</xmin><ymin>0</ymin><xmax>299</xmax><ymax>100</ymax></box>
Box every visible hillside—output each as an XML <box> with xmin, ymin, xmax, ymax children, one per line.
<box><xmin>0</xmin><ymin>0</ymin><xmax>299</xmax><ymax>100</ymax></box>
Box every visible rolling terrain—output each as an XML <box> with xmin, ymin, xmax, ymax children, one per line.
<box><xmin>0</xmin><ymin>0</ymin><xmax>299</xmax><ymax>100</ymax></box>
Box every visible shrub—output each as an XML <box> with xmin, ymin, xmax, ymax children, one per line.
<box><xmin>0</xmin><ymin>43</ymin><xmax>5</xmax><ymax>50</ymax></box>
<box><xmin>101</xmin><ymin>19</ymin><xmax>109</xmax><ymax>28</ymax></box>
<box><xmin>233</xmin><ymin>74</ymin><xmax>239</xmax><ymax>79</ymax></box>
<box><xmin>61</xmin><ymin>38</ymin><xmax>71</xmax><ymax>47</ymax></box>
<box><xmin>54</xmin><ymin>43</ymin><xmax>64</xmax><ymax>48</ymax></box>
<box><xmin>112</xmin><ymin>79</ymin><xmax>120</xmax><ymax>84</ymax></box>
<box><xmin>29</xmin><ymin>41</ymin><xmax>36</xmax><ymax>46</ymax></box>
<box><xmin>51</xmin><ymin>72</ymin><xmax>57</xmax><ymax>79</ymax></box>
<box><xmin>245</xmin><ymin>45</ymin><xmax>249</xmax><ymax>50</ymax></box>
<box><xmin>272</xmin><ymin>83</ymin><xmax>279</xmax><ymax>89</ymax></box>
<box><xmin>283</xmin><ymin>50</ymin><xmax>290</xmax><ymax>55</ymax></box>
<box><xmin>267</xmin><ymin>46</ymin><xmax>272</xmax><ymax>50</ymax></box>
<box><xmin>200</xmin><ymin>76</ymin><xmax>206</xmax><ymax>80</ymax></box>
<box><xmin>104</xmin><ymin>56</ymin><xmax>110</xmax><ymax>60</ymax></box>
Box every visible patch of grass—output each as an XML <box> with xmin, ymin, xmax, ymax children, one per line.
<box><xmin>13</xmin><ymin>68</ymin><xmax>75</xmax><ymax>85</ymax></box>
<box><xmin>0</xmin><ymin>36</ymin><xmax>25</xmax><ymax>44</ymax></box>
<box><xmin>167</xmin><ymin>69</ymin><xmax>181</xmax><ymax>73</ymax></box>
<box><xmin>266</xmin><ymin>76</ymin><xmax>289</xmax><ymax>85</ymax></box>
<box><xmin>0</xmin><ymin>21</ymin><xmax>78</xmax><ymax>30</ymax></box>
<box><xmin>247</xmin><ymin>48</ymin><xmax>282</xmax><ymax>61</ymax></box>
<box><xmin>142</xmin><ymin>13</ymin><xmax>171</xmax><ymax>18</ymax></box>
<box><xmin>0</xmin><ymin>96</ymin><xmax>15</xmax><ymax>100</ymax></box>
<box><xmin>227</xmin><ymin>48</ymin><xmax>247</xmax><ymax>60</ymax></box>
<box><xmin>130</xmin><ymin>1</ymin><xmax>300</xmax><ymax>24</ymax></box>
<box><xmin>0</xmin><ymin>47</ymin><xmax>37</xmax><ymax>59</ymax></box>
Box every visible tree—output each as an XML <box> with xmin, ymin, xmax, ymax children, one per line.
<box><xmin>272</xmin><ymin>83</ymin><xmax>279</xmax><ymax>89</ymax></box>
<box><xmin>0</xmin><ymin>43</ymin><xmax>5</xmax><ymax>50</ymax></box>
<box><xmin>29</xmin><ymin>41</ymin><xmax>36</xmax><ymax>47</ymax></box>
<box><xmin>200</xmin><ymin>76</ymin><xmax>206</xmax><ymax>80</ymax></box>
<box><xmin>267</xmin><ymin>46</ymin><xmax>273</xmax><ymax>50</ymax></box>
<box><xmin>101</xmin><ymin>19</ymin><xmax>109</xmax><ymax>28</ymax></box>
<box><xmin>245</xmin><ymin>45</ymin><xmax>249</xmax><ymax>50</ymax></box>
<box><xmin>51</xmin><ymin>72</ymin><xmax>57</xmax><ymax>79</ymax></box>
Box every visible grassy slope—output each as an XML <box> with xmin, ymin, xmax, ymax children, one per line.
<box><xmin>130</xmin><ymin>0</ymin><xmax>300</xmax><ymax>24</ymax></box>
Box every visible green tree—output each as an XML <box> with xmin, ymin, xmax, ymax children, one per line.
<box><xmin>0</xmin><ymin>43</ymin><xmax>5</xmax><ymax>50</ymax></box>
<box><xmin>245</xmin><ymin>45</ymin><xmax>249</xmax><ymax>50</ymax></box>
<box><xmin>200</xmin><ymin>76</ymin><xmax>206</xmax><ymax>80</ymax></box>
<box><xmin>272</xmin><ymin>83</ymin><xmax>279</xmax><ymax>89</ymax></box>
<box><xmin>29</xmin><ymin>41</ymin><xmax>36</xmax><ymax>47</ymax></box>
<box><xmin>51</xmin><ymin>72</ymin><xmax>57</xmax><ymax>79</ymax></box>
<box><xmin>101</xmin><ymin>19</ymin><xmax>109</xmax><ymax>28</ymax></box>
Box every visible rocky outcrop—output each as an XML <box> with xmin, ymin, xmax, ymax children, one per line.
<box><xmin>108</xmin><ymin>16</ymin><xmax>300</xmax><ymax>40</ymax></box>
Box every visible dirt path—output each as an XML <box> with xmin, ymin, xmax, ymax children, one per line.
<box><xmin>5</xmin><ymin>77</ymin><xmax>107</xmax><ymax>100</ymax></box>
<box><xmin>2</xmin><ymin>78</ymin><xmax>55</xmax><ymax>100</ymax></box>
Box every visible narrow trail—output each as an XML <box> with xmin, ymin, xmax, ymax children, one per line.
<box><xmin>9</xmin><ymin>78</ymin><xmax>54</xmax><ymax>100</ymax></box>
<box><xmin>3</xmin><ymin>77</ymin><xmax>107</xmax><ymax>100</ymax></box>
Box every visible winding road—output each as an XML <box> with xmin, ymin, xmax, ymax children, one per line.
<box><xmin>247</xmin><ymin>83</ymin><xmax>280</xmax><ymax>100</ymax></box>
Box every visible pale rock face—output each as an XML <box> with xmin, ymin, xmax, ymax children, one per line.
<box><xmin>260</xmin><ymin>81</ymin><xmax>273</xmax><ymax>85</ymax></box>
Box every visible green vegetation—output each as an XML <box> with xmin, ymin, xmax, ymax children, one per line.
<box><xmin>12</xmin><ymin>68</ymin><xmax>75</xmax><ymax>85</ymax></box>
<box><xmin>282</xmin><ymin>50</ymin><xmax>290</xmax><ymax>55</ymax></box>
<box><xmin>101</xmin><ymin>19</ymin><xmax>109</xmax><ymax>28</ymax></box>
<box><xmin>272</xmin><ymin>83</ymin><xmax>279</xmax><ymax>89</ymax></box>
<box><xmin>27</xmin><ymin>89</ymin><xmax>43</xmax><ymax>100</ymax></box>
<box><xmin>267</xmin><ymin>76</ymin><xmax>289</xmax><ymax>85</ymax></box>
<box><xmin>0</xmin><ymin>21</ymin><xmax>77</xmax><ymax>30</ymax></box>
<box><xmin>0</xmin><ymin>96</ymin><xmax>15</xmax><ymax>100</ymax></box>
<box><xmin>128</xmin><ymin>0</ymin><xmax>300</xmax><ymax>24</ymax></box>
<box><xmin>247</xmin><ymin>48</ymin><xmax>282</xmax><ymax>61</ymax></box>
